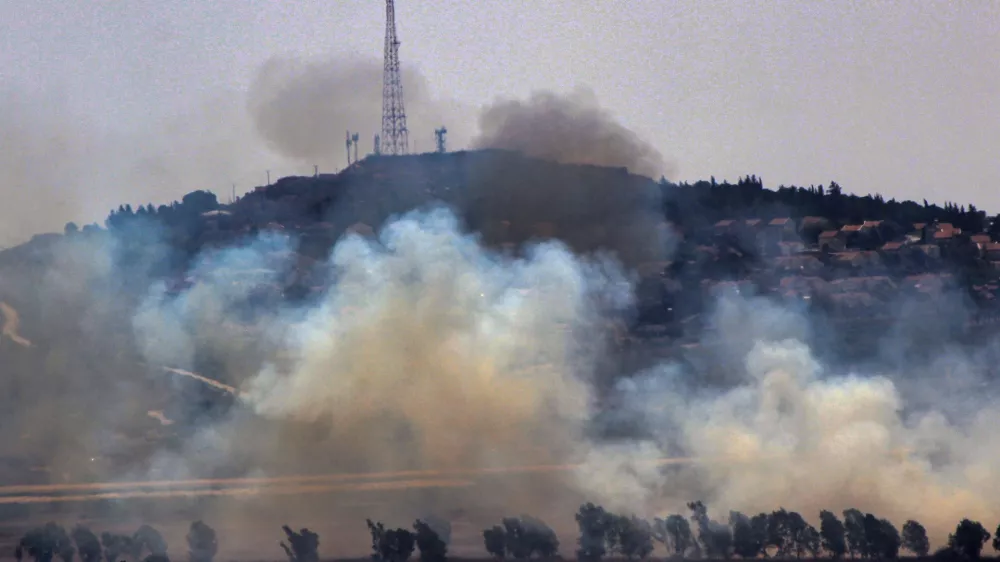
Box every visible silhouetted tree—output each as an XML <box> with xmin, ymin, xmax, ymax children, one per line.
<box><xmin>20</xmin><ymin>523</ymin><xmax>73</xmax><ymax>562</ymax></box>
<box><xmin>413</xmin><ymin>520</ymin><xmax>447</xmax><ymax>562</ymax></box>
<box><xmin>101</xmin><ymin>532</ymin><xmax>134</xmax><ymax>562</ymax></box>
<box><xmin>71</xmin><ymin>526</ymin><xmax>101</xmax><ymax>562</ymax></box>
<box><xmin>688</xmin><ymin>501</ymin><xmax>731</xmax><ymax>559</ymax></box>
<box><xmin>902</xmin><ymin>520</ymin><xmax>930</xmax><ymax>557</ymax></box>
<box><xmin>842</xmin><ymin>509</ymin><xmax>867</xmax><ymax>558</ymax></box>
<box><xmin>367</xmin><ymin>520</ymin><xmax>415</xmax><ymax>562</ymax></box>
<box><xmin>576</xmin><ymin>503</ymin><xmax>613</xmax><ymax>562</ymax></box>
<box><xmin>280</xmin><ymin>525</ymin><xmax>319</xmax><ymax>562</ymax></box>
<box><xmin>729</xmin><ymin>512</ymin><xmax>766</xmax><ymax>559</ymax></box>
<box><xmin>948</xmin><ymin>520</ymin><xmax>990</xmax><ymax>560</ymax></box>
<box><xmin>820</xmin><ymin>511</ymin><xmax>847</xmax><ymax>559</ymax></box>
<box><xmin>501</xmin><ymin>516</ymin><xmax>558</xmax><ymax>560</ymax></box>
<box><xmin>483</xmin><ymin>526</ymin><xmax>507</xmax><ymax>559</ymax></box>
<box><xmin>653</xmin><ymin>515</ymin><xmax>695</xmax><ymax>558</ymax></box>
<box><xmin>609</xmin><ymin>516</ymin><xmax>654</xmax><ymax>561</ymax></box>
<box><xmin>994</xmin><ymin>523</ymin><xmax>1000</xmax><ymax>554</ymax></box>
<box><xmin>187</xmin><ymin>521</ymin><xmax>218</xmax><ymax>562</ymax></box>
<box><xmin>132</xmin><ymin>525</ymin><xmax>168</xmax><ymax>560</ymax></box>
<box><xmin>863</xmin><ymin>515</ymin><xmax>900</xmax><ymax>559</ymax></box>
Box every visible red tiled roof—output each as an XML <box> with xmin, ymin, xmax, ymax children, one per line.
<box><xmin>769</xmin><ymin>218</ymin><xmax>793</xmax><ymax>226</ymax></box>
<box><xmin>715</xmin><ymin>219</ymin><xmax>735</xmax><ymax>228</ymax></box>
<box><xmin>819</xmin><ymin>230</ymin><xmax>841</xmax><ymax>239</ymax></box>
<box><xmin>933</xmin><ymin>230</ymin><xmax>955</xmax><ymax>240</ymax></box>
<box><xmin>863</xmin><ymin>220</ymin><xmax>883</xmax><ymax>228</ymax></box>
<box><xmin>841</xmin><ymin>224</ymin><xmax>864</xmax><ymax>232</ymax></box>
<box><xmin>881</xmin><ymin>242</ymin><xmax>904</xmax><ymax>251</ymax></box>
<box><xmin>971</xmin><ymin>234</ymin><xmax>991</xmax><ymax>244</ymax></box>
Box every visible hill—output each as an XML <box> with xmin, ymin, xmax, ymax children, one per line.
<box><xmin>2</xmin><ymin>149</ymin><xmax>1000</xmax><ymax>494</ymax></box>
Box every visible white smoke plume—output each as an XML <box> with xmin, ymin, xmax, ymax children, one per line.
<box><xmin>579</xmin><ymin>294</ymin><xmax>1000</xmax><ymax>547</ymax></box>
<box><xmin>473</xmin><ymin>87</ymin><xmax>677</xmax><ymax>181</ymax></box>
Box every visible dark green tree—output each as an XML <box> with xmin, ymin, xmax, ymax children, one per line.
<box><xmin>483</xmin><ymin>526</ymin><xmax>507</xmax><ymax>559</ymax></box>
<box><xmin>280</xmin><ymin>525</ymin><xmax>319</xmax><ymax>562</ymax></box>
<box><xmin>576</xmin><ymin>503</ymin><xmax>614</xmax><ymax>562</ymax></box>
<box><xmin>729</xmin><ymin>512</ymin><xmax>765</xmax><ymax>559</ymax></box>
<box><xmin>820</xmin><ymin>510</ymin><xmax>847</xmax><ymax>558</ymax></box>
<box><xmin>413</xmin><ymin>519</ymin><xmax>448</xmax><ymax>562</ymax></box>
<box><xmin>948</xmin><ymin>520</ymin><xmax>990</xmax><ymax>560</ymax></box>
<box><xmin>610</xmin><ymin>516</ymin><xmax>654</xmax><ymax>561</ymax></box>
<box><xmin>652</xmin><ymin>515</ymin><xmax>694</xmax><ymax>557</ymax></box>
<box><xmin>71</xmin><ymin>526</ymin><xmax>101</xmax><ymax>562</ymax></box>
<box><xmin>902</xmin><ymin>520</ymin><xmax>930</xmax><ymax>557</ymax></box>
<box><xmin>187</xmin><ymin>521</ymin><xmax>218</xmax><ymax>562</ymax></box>
<box><xmin>688</xmin><ymin>501</ymin><xmax>731</xmax><ymax>559</ymax></box>
<box><xmin>842</xmin><ymin>509</ymin><xmax>867</xmax><ymax>558</ymax></box>
<box><xmin>100</xmin><ymin>532</ymin><xmax>134</xmax><ymax>562</ymax></box>
<box><xmin>367</xmin><ymin>520</ymin><xmax>415</xmax><ymax>562</ymax></box>
<box><xmin>501</xmin><ymin>516</ymin><xmax>558</xmax><ymax>560</ymax></box>
<box><xmin>993</xmin><ymin>523</ymin><xmax>1000</xmax><ymax>554</ymax></box>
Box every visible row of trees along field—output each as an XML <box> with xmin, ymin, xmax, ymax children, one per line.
<box><xmin>13</xmin><ymin>503</ymin><xmax>1000</xmax><ymax>562</ymax></box>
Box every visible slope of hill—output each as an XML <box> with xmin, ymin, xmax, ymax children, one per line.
<box><xmin>2</xmin><ymin>149</ymin><xmax>1000</xmax><ymax>491</ymax></box>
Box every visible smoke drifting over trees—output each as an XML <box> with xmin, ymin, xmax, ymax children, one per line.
<box><xmin>4</xmin><ymin>51</ymin><xmax>1000</xmax><ymax>562</ymax></box>
<box><xmin>473</xmin><ymin>87</ymin><xmax>676</xmax><ymax>180</ymax></box>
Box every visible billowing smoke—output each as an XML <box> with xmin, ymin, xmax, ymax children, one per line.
<box><xmin>575</xmin><ymin>293</ymin><xmax>1000</xmax><ymax>546</ymax></box>
<box><xmin>247</xmin><ymin>56</ymin><xmax>475</xmax><ymax>168</ymax></box>
<box><xmin>473</xmin><ymin>87</ymin><xmax>676</xmax><ymax>180</ymax></box>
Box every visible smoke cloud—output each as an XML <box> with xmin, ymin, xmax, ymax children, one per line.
<box><xmin>247</xmin><ymin>55</ymin><xmax>475</xmax><ymax>167</ymax></box>
<box><xmin>473</xmin><ymin>87</ymin><xmax>677</xmax><ymax>180</ymax></box>
<box><xmin>577</xmin><ymin>294</ymin><xmax>1000</xmax><ymax>547</ymax></box>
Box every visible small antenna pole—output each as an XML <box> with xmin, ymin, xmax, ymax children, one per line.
<box><xmin>351</xmin><ymin>132</ymin><xmax>360</xmax><ymax>163</ymax></box>
<box><xmin>314</xmin><ymin>164</ymin><xmax>318</xmax><ymax>178</ymax></box>
<box><xmin>266</xmin><ymin>170</ymin><xmax>271</xmax><ymax>185</ymax></box>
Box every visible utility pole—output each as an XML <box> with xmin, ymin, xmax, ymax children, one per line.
<box><xmin>374</xmin><ymin>134</ymin><xmax>381</xmax><ymax>155</ymax></box>
<box><xmin>381</xmin><ymin>0</ymin><xmax>408</xmax><ymax>155</ymax></box>
<box><xmin>351</xmin><ymin>132</ymin><xmax>360</xmax><ymax>164</ymax></box>
<box><xmin>346</xmin><ymin>130</ymin><xmax>353</xmax><ymax>165</ymax></box>
<box><xmin>266</xmin><ymin>170</ymin><xmax>271</xmax><ymax>185</ymax></box>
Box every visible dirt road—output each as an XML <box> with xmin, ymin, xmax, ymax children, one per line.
<box><xmin>0</xmin><ymin>301</ymin><xmax>30</xmax><ymax>347</ymax></box>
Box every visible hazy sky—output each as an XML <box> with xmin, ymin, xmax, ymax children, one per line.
<box><xmin>1</xmin><ymin>0</ymin><xmax>998</xmax><ymax>243</ymax></box>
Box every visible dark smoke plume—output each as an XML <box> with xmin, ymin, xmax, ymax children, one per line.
<box><xmin>247</xmin><ymin>55</ymin><xmax>475</xmax><ymax>168</ymax></box>
<box><xmin>473</xmin><ymin>87</ymin><xmax>676</xmax><ymax>180</ymax></box>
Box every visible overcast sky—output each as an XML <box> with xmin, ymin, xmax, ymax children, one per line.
<box><xmin>1</xmin><ymin>1</ymin><xmax>997</xmax><ymax>244</ymax></box>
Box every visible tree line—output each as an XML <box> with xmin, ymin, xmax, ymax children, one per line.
<box><xmin>13</xmin><ymin>502</ymin><xmax>1000</xmax><ymax>562</ymax></box>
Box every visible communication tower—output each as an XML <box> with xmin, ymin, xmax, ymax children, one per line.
<box><xmin>381</xmin><ymin>0</ymin><xmax>408</xmax><ymax>155</ymax></box>
<box><xmin>434</xmin><ymin>127</ymin><xmax>447</xmax><ymax>154</ymax></box>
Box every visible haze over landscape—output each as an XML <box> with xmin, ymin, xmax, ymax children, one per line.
<box><xmin>3</xmin><ymin>2</ymin><xmax>1000</xmax><ymax>562</ymax></box>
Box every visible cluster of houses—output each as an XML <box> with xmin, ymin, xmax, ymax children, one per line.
<box><xmin>690</xmin><ymin>217</ymin><xmax>1000</xmax><ymax>317</ymax></box>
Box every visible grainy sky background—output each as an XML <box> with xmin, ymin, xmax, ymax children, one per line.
<box><xmin>1</xmin><ymin>0</ymin><xmax>997</xmax><ymax>246</ymax></box>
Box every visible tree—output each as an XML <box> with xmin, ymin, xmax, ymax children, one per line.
<box><xmin>729</xmin><ymin>512</ymin><xmax>765</xmax><ymax>559</ymax></box>
<box><xmin>653</xmin><ymin>515</ymin><xmax>694</xmax><ymax>558</ymax></box>
<box><xmin>20</xmin><ymin>523</ymin><xmax>74</xmax><ymax>562</ymax></box>
<box><xmin>413</xmin><ymin>520</ymin><xmax>447</xmax><ymax>562</ymax></box>
<box><xmin>862</xmin><ymin>515</ymin><xmax>899</xmax><ymax>559</ymax></box>
<box><xmin>948</xmin><ymin>520</ymin><xmax>990</xmax><ymax>560</ymax></box>
<box><xmin>576</xmin><ymin>503</ymin><xmax>613</xmax><ymax>562</ymax></box>
<box><xmin>501</xmin><ymin>516</ymin><xmax>558</xmax><ymax>560</ymax></box>
<box><xmin>842</xmin><ymin>509</ymin><xmax>867</xmax><ymax>559</ymax></box>
<box><xmin>820</xmin><ymin>511</ymin><xmax>847</xmax><ymax>559</ymax></box>
<box><xmin>610</xmin><ymin>516</ymin><xmax>654</xmax><ymax>561</ymax></box>
<box><xmin>101</xmin><ymin>532</ymin><xmax>134</xmax><ymax>562</ymax></box>
<box><xmin>688</xmin><ymin>501</ymin><xmax>731</xmax><ymax>559</ymax></box>
<box><xmin>994</xmin><ymin>523</ymin><xmax>1000</xmax><ymax>554</ymax></box>
<box><xmin>902</xmin><ymin>520</ymin><xmax>930</xmax><ymax>557</ymax></box>
<box><xmin>367</xmin><ymin>520</ymin><xmax>415</xmax><ymax>562</ymax></box>
<box><xmin>132</xmin><ymin>525</ymin><xmax>168</xmax><ymax>560</ymax></box>
<box><xmin>280</xmin><ymin>526</ymin><xmax>319</xmax><ymax>562</ymax></box>
<box><xmin>64</xmin><ymin>222</ymin><xmax>79</xmax><ymax>235</ymax></box>
<box><xmin>71</xmin><ymin>526</ymin><xmax>101</xmax><ymax>562</ymax></box>
<box><xmin>483</xmin><ymin>526</ymin><xmax>507</xmax><ymax>559</ymax></box>
<box><xmin>187</xmin><ymin>521</ymin><xmax>218</xmax><ymax>562</ymax></box>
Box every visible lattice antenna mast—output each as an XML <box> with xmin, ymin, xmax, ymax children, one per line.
<box><xmin>381</xmin><ymin>0</ymin><xmax>408</xmax><ymax>155</ymax></box>
<box><xmin>434</xmin><ymin>127</ymin><xmax>447</xmax><ymax>153</ymax></box>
